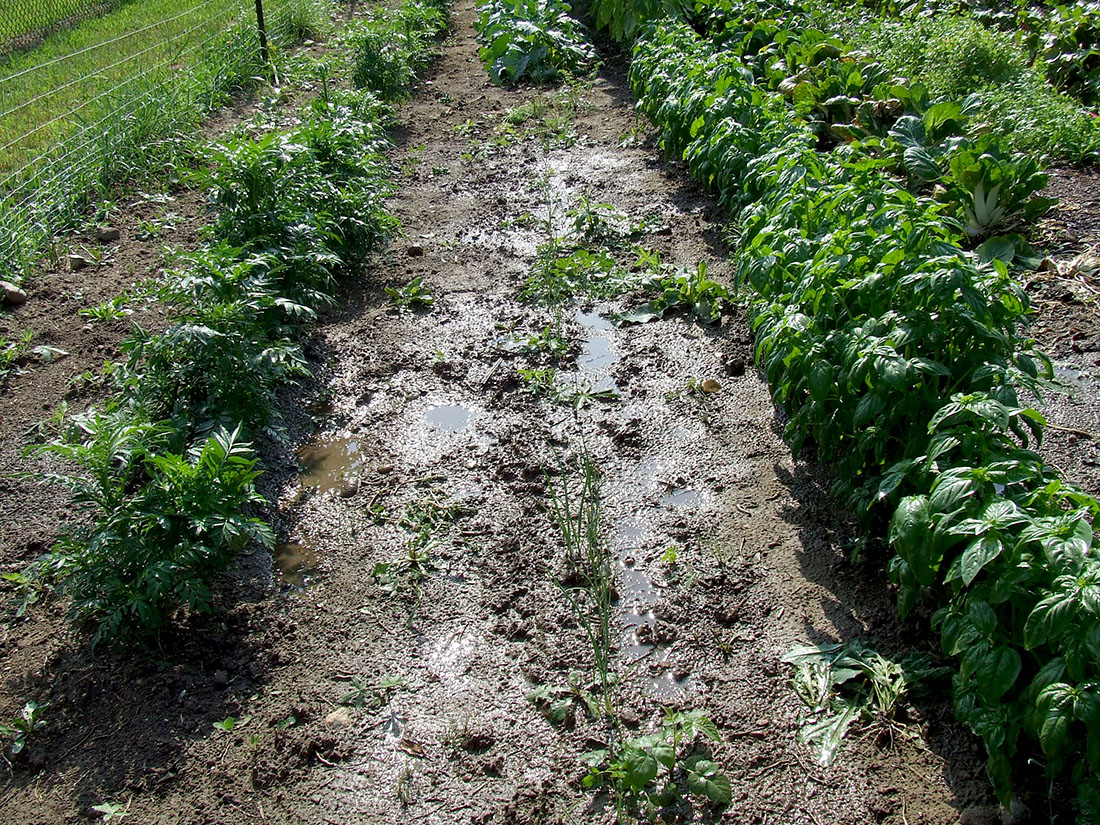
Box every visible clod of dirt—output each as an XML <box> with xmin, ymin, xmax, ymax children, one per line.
<box><xmin>96</xmin><ymin>226</ymin><xmax>121</xmax><ymax>242</ymax></box>
<box><xmin>726</xmin><ymin>357</ymin><xmax>746</xmax><ymax>376</ymax></box>
<box><xmin>339</xmin><ymin>477</ymin><xmax>360</xmax><ymax>498</ymax></box>
<box><xmin>0</xmin><ymin>280</ymin><xmax>26</xmax><ymax>305</ymax></box>
<box><xmin>323</xmin><ymin>707</ymin><xmax>352</xmax><ymax>728</ymax></box>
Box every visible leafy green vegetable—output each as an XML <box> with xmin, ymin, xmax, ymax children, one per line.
<box><xmin>474</xmin><ymin>0</ymin><xmax>596</xmax><ymax>84</ymax></box>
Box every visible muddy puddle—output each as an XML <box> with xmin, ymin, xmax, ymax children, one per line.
<box><xmin>297</xmin><ymin>433</ymin><xmax>367</xmax><ymax>493</ymax></box>
<box><xmin>423</xmin><ymin>403</ymin><xmax>474</xmax><ymax>431</ymax></box>
<box><xmin>274</xmin><ymin>540</ymin><xmax>320</xmax><ymax>588</ymax></box>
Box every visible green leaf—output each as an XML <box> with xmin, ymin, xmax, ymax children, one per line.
<box><xmin>889</xmin><ymin>496</ymin><xmax>937</xmax><ymax>586</ymax></box>
<box><xmin>903</xmin><ymin>146</ymin><xmax>941</xmax><ymax>182</ymax></box>
<box><xmin>976</xmin><ymin>646</ymin><xmax>1021</xmax><ymax>704</ymax></box>
<box><xmin>958</xmin><ymin>535</ymin><xmax>1004</xmax><ymax>586</ymax></box>
<box><xmin>620</xmin><ymin>746</ymin><xmax>659</xmax><ymax>790</ymax></box>
<box><xmin>685</xmin><ymin>756</ymin><xmax>732</xmax><ymax>804</ymax></box>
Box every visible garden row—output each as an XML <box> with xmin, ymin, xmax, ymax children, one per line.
<box><xmin>468</xmin><ymin>0</ymin><xmax>1100</xmax><ymax>815</ymax></box>
<box><xmin>25</xmin><ymin>0</ymin><xmax>449</xmax><ymax>644</ymax></box>
<box><xmin>615</xmin><ymin>0</ymin><xmax>1100</xmax><ymax>815</ymax></box>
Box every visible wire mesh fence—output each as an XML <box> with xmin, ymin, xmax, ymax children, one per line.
<box><xmin>0</xmin><ymin>0</ymin><xmax>128</xmax><ymax>56</ymax></box>
<box><xmin>0</xmin><ymin>0</ymin><xmax>323</xmax><ymax>281</ymax></box>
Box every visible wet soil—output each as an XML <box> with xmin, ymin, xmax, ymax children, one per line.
<box><xmin>1</xmin><ymin>3</ymin><xmax>1099</xmax><ymax>824</ymax></box>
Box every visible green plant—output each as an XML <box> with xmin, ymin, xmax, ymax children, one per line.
<box><xmin>90</xmin><ymin>800</ymin><xmax>131</xmax><ymax>823</ymax></box>
<box><xmin>1</xmin><ymin>571</ymin><xmax>42</xmax><ymax>619</ymax></box>
<box><xmin>547</xmin><ymin>450</ymin><xmax>615</xmax><ymax>714</ymax></box>
<box><xmin>0</xmin><ymin>330</ymin><xmax>34</xmax><ymax>382</ymax></box>
<box><xmin>474</xmin><ymin>0</ymin><xmax>597</xmax><ymax>84</ymax></box>
<box><xmin>783</xmin><ymin>641</ymin><xmax>947</xmax><ymax>765</ymax></box>
<box><xmin>528</xmin><ymin>672</ymin><xmax>604</xmax><ymax>724</ymax></box>
<box><xmin>346</xmin><ymin>0</ymin><xmax>448</xmax><ymax>101</ymax></box>
<box><xmin>0</xmin><ymin>701</ymin><xmax>47</xmax><ymax>763</ymax></box>
<box><xmin>518</xmin><ymin>367</ymin><xmax>558</xmax><ymax>396</ymax></box>
<box><xmin>500</xmin><ymin>326</ymin><xmax>569</xmax><ymax>357</ymax></box>
<box><xmin>385</xmin><ymin>277</ymin><xmax>435</xmax><ymax>308</ymax></box>
<box><xmin>583</xmin><ymin>710</ymin><xmax>731</xmax><ymax>817</ymax></box>
<box><xmin>212</xmin><ymin>715</ymin><xmax>251</xmax><ymax>733</ymax></box>
<box><xmin>339</xmin><ymin>675</ymin><xmax>405</xmax><ymax>708</ymax></box>
<box><xmin>617</xmin><ymin>261</ymin><xmax>730</xmax><ymax>325</ymax></box>
<box><xmin>944</xmin><ymin>135</ymin><xmax>1055</xmax><ymax>239</ymax></box>
<box><xmin>36</xmin><ymin>418</ymin><xmax>273</xmax><ymax>644</ymax></box>
<box><xmin>80</xmin><ymin>294</ymin><xmax>134</xmax><ymax>322</ymax></box>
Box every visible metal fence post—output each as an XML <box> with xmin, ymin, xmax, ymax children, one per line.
<box><xmin>253</xmin><ymin>0</ymin><xmax>270</xmax><ymax>70</ymax></box>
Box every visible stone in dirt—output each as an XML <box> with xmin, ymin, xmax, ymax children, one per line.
<box><xmin>339</xmin><ymin>477</ymin><xmax>360</xmax><ymax>498</ymax></box>
<box><xmin>96</xmin><ymin>226</ymin><xmax>121</xmax><ymax>242</ymax></box>
<box><xmin>1</xmin><ymin>280</ymin><xmax>27</xmax><ymax>305</ymax></box>
<box><xmin>324</xmin><ymin>707</ymin><xmax>352</xmax><ymax>728</ymax></box>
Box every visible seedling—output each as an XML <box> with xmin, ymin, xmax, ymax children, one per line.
<box><xmin>0</xmin><ymin>330</ymin><xmax>34</xmax><ymax>382</ymax></box>
<box><xmin>616</xmin><ymin>262</ymin><xmax>729</xmax><ymax>326</ymax></box>
<box><xmin>518</xmin><ymin>367</ymin><xmax>557</xmax><ymax>397</ymax></box>
<box><xmin>0</xmin><ymin>700</ymin><xmax>47</xmax><ymax>762</ymax></box>
<box><xmin>548</xmin><ymin>450</ymin><xmax>615</xmax><ymax>715</ymax></box>
<box><xmin>583</xmin><ymin>709</ymin><xmax>731</xmax><ymax>817</ymax></box>
<box><xmin>385</xmin><ymin>277</ymin><xmax>434</xmax><ymax>309</ymax></box>
<box><xmin>1</xmin><ymin>571</ymin><xmax>42</xmax><ymax>619</ymax></box>
<box><xmin>528</xmin><ymin>671</ymin><xmax>603</xmax><ymax>725</ymax></box>
<box><xmin>80</xmin><ymin>294</ymin><xmax>133</xmax><ymax>322</ymax></box>
<box><xmin>91</xmin><ymin>800</ymin><xmax>131</xmax><ymax>822</ymax></box>
<box><xmin>339</xmin><ymin>675</ymin><xmax>404</xmax><ymax>708</ymax></box>
<box><xmin>212</xmin><ymin>715</ymin><xmax>251</xmax><ymax>733</ymax></box>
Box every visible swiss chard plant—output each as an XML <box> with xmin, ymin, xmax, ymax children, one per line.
<box><xmin>474</xmin><ymin>0</ymin><xmax>597</xmax><ymax>84</ymax></box>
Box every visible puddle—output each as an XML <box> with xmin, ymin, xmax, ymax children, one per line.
<box><xmin>297</xmin><ymin>433</ymin><xmax>365</xmax><ymax>493</ymax></box>
<box><xmin>424</xmin><ymin>404</ymin><xmax>473</xmax><ymax>431</ymax></box>
<box><xmin>619</xmin><ymin>564</ymin><xmax>656</xmax><ymax>608</ymax></box>
<box><xmin>1054</xmin><ymin>365</ymin><xmax>1087</xmax><ymax>387</ymax></box>
<box><xmin>581</xmin><ymin>335</ymin><xmax>616</xmax><ymax>371</ymax></box>
<box><xmin>275</xmin><ymin>541</ymin><xmax>319</xmax><ymax>589</ymax></box>
<box><xmin>660</xmin><ymin>487</ymin><xmax>702</xmax><ymax>508</ymax></box>
<box><xmin>576</xmin><ymin>308</ymin><xmax>614</xmax><ymax>331</ymax></box>
<box><xmin>575</xmin><ymin>308</ymin><xmax>619</xmax><ymax>375</ymax></box>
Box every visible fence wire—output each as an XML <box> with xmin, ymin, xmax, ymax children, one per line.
<box><xmin>0</xmin><ymin>0</ymin><xmax>129</xmax><ymax>56</ymax></box>
<box><xmin>0</xmin><ymin>0</ymin><xmax>316</xmax><ymax>280</ymax></box>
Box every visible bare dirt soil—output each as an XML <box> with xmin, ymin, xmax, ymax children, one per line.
<box><xmin>2</xmin><ymin>3</ymin><xmax>1099</xmax><ymax>824</ymax></box>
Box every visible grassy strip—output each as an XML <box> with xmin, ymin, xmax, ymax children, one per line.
<box><xmin>584</xmin><ymin>0</ymin><xmax>1100</xmax><ymax>816</ymax></box>
<box><xmin>853</xmin><ymin>0</ymin><xmax>1100</xmax><ymax>110</ymax></box>
<box><xmin>0</xmin><ymin>0</ymin><xmax>329</xmax><ymax>285</ymax></box>
<box><xmin>24</xmin><ymin>0</ymin><xmax>448</xmax><ymax>646</ymax></box>
<box><xmin>808</xmin><ymin>1</ymin><xmax>1100</xmax><ymax>162</ymax></box>
<box><xmin>0</xmin><ymin>0</ymin><xmax>125</xmax><ymax>48</ymax></box>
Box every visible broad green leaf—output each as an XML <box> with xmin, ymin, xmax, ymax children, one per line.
<box><xmin>959</xmin><ymin>536</ymin><xmax>1004</xmax><ymax>586</ymax></box>
<box><xmin>685</xmin><ymin>757</ymin><xmax>732</xmax><ymax>804</ymax></box>
<box><xmin>620</xmin><ymin>746</ymin><xmax>658</xmax><ymax>790</ymax></box>
<box><xmin>977</xmin><ymin>646</ymin><xmax>1020</xmax><ymax>703</ymax></box>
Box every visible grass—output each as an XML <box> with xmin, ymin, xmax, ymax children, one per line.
<box><xmin>0</xmin><ymin>0</ymin><xmax>123</xmax><ymax>46</ymax></box>
<box><xmin>548</xmin><ymin>449</ymin><xmax>616</xmax><ymax>715</ymax></box>
<box><xmin>0</xmin><ymin>0</ymin><xmax>332</xmax><ymax>283</ymax></box>
<box><xmin>812</xmin><ymin>3</ymin><xmax>1100</xmax><ymax>162</ymax></box>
